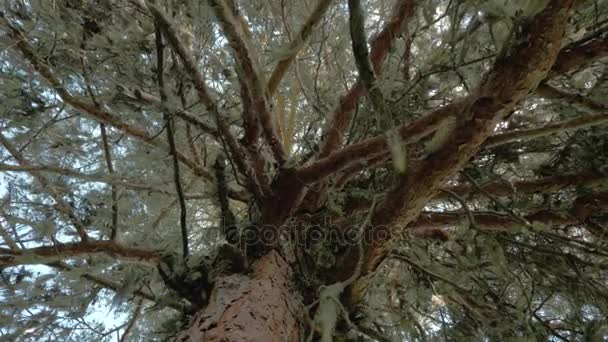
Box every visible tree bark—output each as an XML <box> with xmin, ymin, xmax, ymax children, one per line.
<box><xmin>174</xmin><ymin>251</ymin><xmax>304</xmax><ymax>342</ymax></box>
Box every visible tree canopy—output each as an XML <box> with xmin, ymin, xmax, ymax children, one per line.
<box><xmin>0</xmin><ymin>0</ymin><xmax>608</xmax><ymax>340</ymax></box>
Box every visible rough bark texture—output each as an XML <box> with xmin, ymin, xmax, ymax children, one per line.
<box><xmin>174</xmin><ymin>251</ymin><xmax>303</xmax><ymax>342</ymax></box>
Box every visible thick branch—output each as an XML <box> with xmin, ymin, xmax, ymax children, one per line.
<box><xmin>0</xmin><ymin>240</ymin><xmax>161</xmax><ymax>268</ymax></box>
<box><xmin>411</xmin><ymin>192</ymin><xmax>608</xmax><ymax>238</ymax></box>
<box><xmin>301</xmin><ymin>109</ymin><xmax>608</xmax><ymax>184</ymax></box>
<box><xmin>297</xmin><ymin>102</ymin><xmax>459</xmax><ymax>183</ymax></box>
<box><xmin>301</xmin><ymin>26</ymin><xmax>608</xmax><ymax>183</ymax></box>
<box><xmin>338</xmin><ymin>170</ymin><xmax>608</xmax><ymax>219</ymax></box>
<box><xmin>266</xmin><ymin>0</ymin><xmax>334</xmax><ymax>96</ymax></box>
<box><xmin>347</xmin><ymin>0</ymin><xmax>575</xmax><ymax>299</ymax></box>
<box><xmin>442</xmin><ymin>170</ymin><xmax>608</xmax><ymax>200</ymax></box>
<box><xmin>413</xmin><ymin>210</ymin><xmax>572</xmax><ymax>233</ymax></box>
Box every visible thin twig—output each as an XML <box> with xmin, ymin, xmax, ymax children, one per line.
<box><xmin>0</xmin><ymin>133</ymin><xmax>90</xmax><ymax>242</ymax></box>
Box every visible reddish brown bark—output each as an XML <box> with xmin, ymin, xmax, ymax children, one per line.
<box><xmin>342</xmin><ymin>0</ymin><xmax>576</xmax><ymax>303</ymax></box>
<box><xmin>297</xmin><ymin>30</ymin><xmax>608</xmax><ymax>184</ymax></box>
<box><xmin>326</xmin><ymin>170</ymin><xmax>608</xmax><ymax>229</ymax></box>
<box><xmin>174</xmin><ymin>251</ymin><xmax>303</xmax><ymax>342</ymax></box>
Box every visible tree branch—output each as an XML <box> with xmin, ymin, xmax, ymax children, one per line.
<box><xmin>297</xmin><ymin>102</ymin><xmax>460</xmax><ymax>183</ymax></box>
<box><xmin>348</xmin><ymin>0</ymin><xmax>385</xmax><ymax>114</ymax></box>
<box><xmin>99</xmin><ymin>124</ymin><xmax>119</xmax><ymax>240</ymax></box>
<box><xmin>331</xmin><ymin>169</ymin><xmax>608</xmax><ymax>227</ymax></box>
<box><xmin>48</xmin><ymin>261</ymin><xmax>185</xmax><ymax>311</ymax></box>
<box><xmin>1</xmin><ymin>17</ymin><xmax>215</xmax><ymax>184</ymax></box>
<box><xmin>347</xmin><ymin>0</ymin><xmax>576</xmax><ymax>300</ymax></box>
<box><xmin>299</xmin><ymin>26</ymin><xmax>608</xmax><ymax>183</ymax></box>
<box><xmin>300</xmin><ymin>109</ymin><xmax>608</xmax><ymax>185</ymax></box>
<box><xmin>536</xmin><ymin>84</ymin><xmax>607</xmax><ymax>112</ymax></box>
<box><xmin>155</xmin><ymin>24</ymin><xmax>189</xmax><ymax>259</ymax></box>
<box><xmin>0</xmin><ymin>240</ymin><xmax>161</xmax><ymax>268</ymax></box>
<box><xmin>124</xmin><ymin>88</ymin><xmax>218</xmax><ymax>137</ymax></box>
<box><xmin>206</xmin><ymin>0</ymin><xmax>287</xmax><ymax>164</ymax></box>
<box><xmin>0</xmin><ymin>163</ymin><xmax>175</xmax><ymax>195</ymax></box>
<box><xmin>148</xmin><ymin>2</ymin><xmax>268</xmax><ymax>201</ymax></box>
<box><xmin>267</xmin><ymin>0</ymin><xmax>334</xmax><ymax>96</ymax></box>
<box><xmin>550</xmin><ymin>31</ymin><xmax>608</xmax><ymax>74</ymax></box>
<box><xmin>0</xmin><ymin>220</ymin><xmax>19</xmax><ymax>250</ymax></box>
<box><xmin>411</xmin><ymin>192</ymin><xmax>608</xmax><ymax>239</ymax></box>
<box><xmin>0</xmin><ymin>133</ymin><xmax>90</xmax><ymax>242</ymax></box>
<box><xmin>119</xmin><ymin>298</ymin><xmax>144</xmax><ymax>342</ymax></box>
<box><xmin>484</xmin><ymin>111</ymin><xmax>608</xmax><ymax>148</ymax></box>
<box><xmin>316</xmin><ymin>0</ymin><xmax>417</xmax><ymax>158</ymax></box>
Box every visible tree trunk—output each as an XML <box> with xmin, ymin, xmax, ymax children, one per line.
<box><xmin>174</xmin><ymin>251</ymin><xmax>304</xmax><ymax>341</ymax></box>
